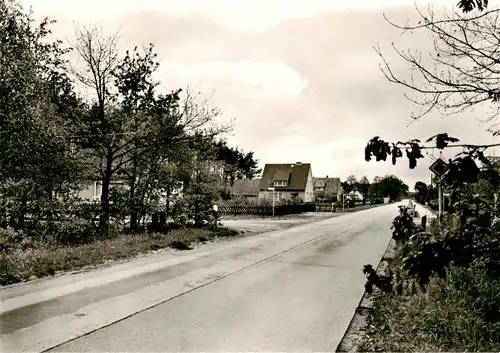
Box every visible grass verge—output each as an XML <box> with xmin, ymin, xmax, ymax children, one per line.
<box><xmin>359</xmin><ymin>262</ymin><xmax>500</xmax><ymax>352</ymax></box>
<box><xmin>0</xmin><ymin>227</ymin><xmax>239</xmax><ymax>286</ymax></box>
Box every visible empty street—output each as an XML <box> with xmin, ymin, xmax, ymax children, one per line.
<box><xmin>1</xmin><ymin>203</ymin><xmax>401</xmax><ymax>352</ymax></box>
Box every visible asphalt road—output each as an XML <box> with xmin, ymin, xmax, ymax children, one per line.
<box><xmin>1</xmin><ymin>202</ymin><xmax>402</xmax><ymax>352</ymax></box>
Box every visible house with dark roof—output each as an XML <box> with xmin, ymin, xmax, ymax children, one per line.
<box><xmin>231</xmin><ymin>179</ymin><xmax>261</xmax><ymax>201</ymax></box>
<box><xmin>258</xmin><ymin>162</ymin><xmax>314</xmax><ymax>203</ymax></box>
<box><xmin>312</xmin><ymin>176</ymin><xmax>343</xmax><ymax>201</ymax></box>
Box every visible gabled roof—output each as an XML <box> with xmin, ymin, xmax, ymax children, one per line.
<box><xmin>273</xmin><ymin>168</ymin><xmax>291</xmax><ymax>181</ymax></box>
<box><xmin>231</xmin><ymin>179</ymin><xmax>261</xmax><ymax>196</ymax></box>
<box><xmin>314</xmin><ymin>179</ymin><xmax>326</xmax><ymax>188</ymax></box>
<box><xmin>259</xmin><ymin>163</ymin><xmax>311</xmax><ymax>190</ymax></box>
<box><xmin>313</xmin><ymin>177</ymin><xmax>342</xmax><ymax>194</ymax></box>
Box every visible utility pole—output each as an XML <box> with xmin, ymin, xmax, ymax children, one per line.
<box><xmin>438</xmin><ymin>178</ymin><xmax>443</xmax><ymax>218</ymax></box>
<box><xmin>429</xmin><ymin>158</ymin><xmax>448</xmax><ymax>223</ymax></box>
<box><xmin>267</xmin><ymin>187</ymin><xmax>275</xmax><ymax>217</ymax></box>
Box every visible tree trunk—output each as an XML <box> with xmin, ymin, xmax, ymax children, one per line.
<box><xmin>129</xmin><ymin>160</ymin><xmax>139</xmax><ymax>230</ymax></box>
<box><xmin>165</xmin><ymin>185</ymin><xmax>171</xmax><ymax>219</ymax></box>
<box><xmin>16</xmin><ymin>190</ymin><xmax>28</xmax><ymax>230</ymax></box>
<box><xmin>99</xmin><ymin>154</ymin><xmax>113</xmax><ymax>232</ymax></box>
<box><xmin>194</xmin><ymin>200</ymin><xmax>201</xmax><ymax>227</ymax></box>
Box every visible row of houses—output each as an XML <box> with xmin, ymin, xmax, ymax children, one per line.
<box><xmin>76</xmin><ymin>161</ymin><xmax>356</xmax><ymax>206</ymax></box>
<box><xmin>231</xmin><ymin>162</ymin><xmax>347</xmax><ymax>204</ymax></box>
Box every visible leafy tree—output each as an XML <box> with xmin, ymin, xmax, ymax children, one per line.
<box><xmin>237</xmin><ymin>151</ymin><xmax>261</xmax><ymax>179</ymax></box>
<box><xmin>358</xmin><ymin>176</ymin><xmax>371</xmax><ymax>204</ymax></box>
<box><xmin>70</xmin><ymin>25</ymin><xmax>228</xmax><ymax>231</ymax></box>
<box><xmin>213</xmin><ymin>140</ymin><xmax>261</xmax><ymax>185</ymax></box>
<box><xmin>180</xmin><ymin>149</ymin><xmax>223</xmax><ymax>228</ymax></box>
<box><xmin>0</xmin><ymin>1</ymin><xmax>87</xmax><ymax>231</ymax></box>
<box><xmin>370</xmin><ymin>175</ymin><xmax>409</xmax><ymax>202</ymax></box>
<box><xmin>341</xmin><ymin>175</ymin><xmax>358</xmax><ymax>194</ymax></box>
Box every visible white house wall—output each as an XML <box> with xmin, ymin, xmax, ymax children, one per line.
<box><xmin>258</xmin><ymin>190</ymin><xmax>306</xmax><ymax>202</ymax></box>
<box><xmin>304</xmin><ymin>167</ymin><xmax>314</xmax><ymax>202</ymax></box>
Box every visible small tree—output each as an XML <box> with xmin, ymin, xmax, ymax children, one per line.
<box><xmin>341</xmin><ymin>175</ymin><xmax>358</xmax><ymax>194</ymax></box>
<box><xmin>182</xmin><ymin>158</ymin><xmax>223</xmax><ymax>228</ymax></box>
<box><xmin>358</xmin><ymin>176</ymin><xmax>371</xmax><ymax>205</ymax></box>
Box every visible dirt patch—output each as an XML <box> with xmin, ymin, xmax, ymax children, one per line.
<box><xmin>220</xmin><ymin>213</ymin><xmax>339</xmax><ymax>236</ymax></box>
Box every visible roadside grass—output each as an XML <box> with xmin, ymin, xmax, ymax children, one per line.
<box><xmin>359</xmin><ymin>265</ymin><xmax>500</xmax><ymax>352</ymax></box>
<box><xmin>0</xmin><ymin>227</ymin><xmax>239</xmax><ymax>286</ymax></box>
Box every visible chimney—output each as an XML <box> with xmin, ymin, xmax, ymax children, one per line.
<box><xmin>326</xmin><ymin>175</ymin><xmax>328</xmax><ymax>178</ymax></box>
<box><xmin>296</xmin><ymin>161</ymin><xmax>302</xmax><ymax>165</ymax></box>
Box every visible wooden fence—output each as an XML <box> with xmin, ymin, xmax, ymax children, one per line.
<box><xmin>218</xmin><ymin>203</ymin><xmax>316</xmax><ymax>216</ymax></box>
<box><xmin>218</xmin><ymin>205</ymin><xmax>272</xmax><ymax>216</ymax></box>
<box><xmin>314</xmin><ymin>203</ymin><xmax>337</xmax><ymax>212</ymax></box>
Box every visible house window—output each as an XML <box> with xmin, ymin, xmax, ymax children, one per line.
<box><xmin>93</xmin><ymin>182</ymin><xmax>102</xmax><ymax>200</ymax></box>
<box><xmin>274</xmin><ymin>180</ymin><xmax>287</xmax><ymax>187</ymax></box>
<box><xmin>271</xmin><ymin>191</ymin><xmax>283</xmax><ymax>201</ymax></box>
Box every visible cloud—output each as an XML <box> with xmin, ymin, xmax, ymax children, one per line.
<box><xmin>23</xmin><ymin>0</ymin><xmax>453</xmax><ymax>33</ymax></box>
<box><xmin>180</xmin><ymin>61</ymin><xmax>308</xmax><ymax>97</ymax></box>
<box><xmin>20</xmin><ymin>0</ymin><xmax>500</xmax><ymax>191</ymax></box>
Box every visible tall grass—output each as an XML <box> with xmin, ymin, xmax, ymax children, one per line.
<box><xmin>0</xmin><ymin>227</ymin><xmax>238</xmax><ymax>286</ymax></box>
<box><xmin>360</xmin><ymin>265</ymin><xmax>500</xmax><ymax>352</ymax></box>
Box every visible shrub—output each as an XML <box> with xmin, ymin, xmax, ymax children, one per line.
<box><xmin>391</xmin><ymin>206</ymin><xmax>417</xmax><ymax>246</ymax></box>
<box><xmin>278</xmin><ymin>196</ymin><xmax>303</xmax><ymax>206</ymax></box>
<box><xmin>0</xmin><ymin>227</ymin><xmax>32</xmax><ymax>252</ymax></box>
<box><xmin>41</xmin><ymin>219</ymin><xmax>102</xmax><ymax>246</ymax></box>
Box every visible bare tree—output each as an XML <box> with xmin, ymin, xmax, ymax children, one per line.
<box><xmin>376</xmin><ymin>4</ymin><xmax>500</xmax><ymax>134</ymax></box>
<box><xmin>69</xmin><ymin>24</ymin><xmax>120</xmax><ymax>230</ymax></box>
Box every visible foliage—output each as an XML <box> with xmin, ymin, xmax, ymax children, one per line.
<box><xmin>0</xmin><ymin>1</ymin><xmax>259</xmax><ymax>249</ymax></box>
<box><xmin>360</xmin><ymin>265</ymin><xmax>500</xmax><ymax>352</ymax></box>
<box><xmin>181</xmin><ymin>156</ymin><xmax>223</xmax><ymax>228</ymax></box>
<box><xmin>213</xmin><ymin>140</ymin><xmax>261</xmax><ymax>184</ymax></box>
<box><xmin>368</xmin><ymin>175</ymin><xmax>409</xmax><ymax>202</ymax></box>
<box><xmin>0</xmin><ymin>1</ymin><xmax>89</xmax><ymax>233</ymax></box>
<box><xmin>356</xmin><ymin>176</ymin><xmax>370</xmax><ymax>204</ymax></box>
<box><xmin>391</xmin><ymin>206</ymin><xmax>417</xmax><ymax>246</ymax></box>
<box><xmin>459</xmin><ymin>0</ymin><xmax>489</xmax><ymax>12</ymax></box>
<box><xmin>363</xmin><ymin>135</ymin><xmax>500</xmax><ymax>349</ymax></box>
<box><xmin>278</xmin><ymin>195</ymin><xmax>303</xmax><ymax>206</ymax></box>
<box><xmin>359</xmin><ymin>1</ymin><xmax>500</xmax><ymax>349</ymax></box>
<box><xmin>363</xmin><ymin>264</ymin><xmax>392</xmax><ymax>294</ymax></box>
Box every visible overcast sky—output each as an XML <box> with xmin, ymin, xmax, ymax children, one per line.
<box><xmin>22</xmin><ymin>0</ymin><xmax>500</xmax><ymax>190</ymax></box>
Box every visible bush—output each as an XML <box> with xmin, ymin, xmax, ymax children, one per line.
<box><xmin>42</xmin><ymin>219</ymin><xmax>102</xmax><ymax>246</ymax></box>
<box><xmin>391</xmin><ymin>206</ymin><xmax>417</xmax><ymax>246</ymax></box>
<box><xmin>0</xmin><ymin>227</ymin><xmax>32</xmax><ymax>252</ymax></box>
<box><xmin>278</xmin><ymin>196</ymin><xmax>303</xmax><ymax>206</ymax></box>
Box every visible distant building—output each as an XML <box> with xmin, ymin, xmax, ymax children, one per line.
<box><xmin>346</xmin><ymin>190</ymin><xmax>364</xmax><ymax>201</ymax></box>
<box><xmin>312</xmin><ymin>176</ymin><xmax>343</xmax><ymax>201</ymax></box>
<box><xmin>231</xmin><ymin>179</ymin><xmax>261</xmax><ymax>201</ymax></box>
